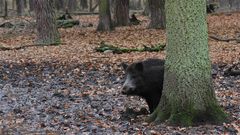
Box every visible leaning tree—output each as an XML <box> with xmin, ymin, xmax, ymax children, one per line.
<box><xmin>148</xmin><ymin>0</ymin><xmax>227</xmax><ymax>126</ymax></box>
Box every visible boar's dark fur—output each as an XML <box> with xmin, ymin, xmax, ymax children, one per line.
<box><xmin>122</xmin><ymin>59</ymin><xmax>164</xmax><ymax>113</ymax></box>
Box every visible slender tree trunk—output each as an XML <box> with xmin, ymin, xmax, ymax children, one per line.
<box><xmin>16</xmin><ymin>0</ymin><xmax>24</xmax><ymax>16</ymax></box>
<box><xmin>137</xmin><ymin>0</ymin><xmax>142</xmax><ymax>9</ymax></box>
<box><xmin>148</xmin><ymin>0</ymin><xmax>165</xmax><ymax>29</ymax></box>
<box><xmin>142</xmin><ymin>0</ymin><xmax>149</xmax><ymax>16</ymax></box>
<box><xmin>34</xmin><ymin>0</ymin><xmax>61</xmax><ymax>45</ymax></box>
<box><xmin>12</xmin><ymin>0</ymin><xmax>16</xmax><ymax>10</ymax></box>
<box><xmin>97</xmin><ymin>0</ymin><xmax>112</xmax><ymax>31</ymax></box>
<box><xmin>4</xmin><ymin>0</ymin><xmax>7</xmax><ymax>17</ymax></box>
<box><xmin>0</xmin><ymin>0</ymin><xmax>4</xmax><ymax>14</ymax></box>
<box><xmin>115</xmin><ymin>0</ymin><xmax>129</xmax><ymax>26</ymax></box>
<box><xmin>148</xmin><ymin>0</ymin><xmax>227</xmax><ymax>126</ymax></box>
<box><xmin>88</xmin><ymin>0</ymin><xmax>92</xmax><ymax>11</ymax></box>
<box><xmin>23</xmin><ymin>0</ymin><xmax>27</xmax><ymax>8</ymax></box>
<box><xmin>29</xmin><ymin>0</ymin><xmax>34</xmax><ymax>11</ymax></box>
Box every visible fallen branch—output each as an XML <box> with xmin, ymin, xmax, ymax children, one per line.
<box><xmin>95</xmin><ymin>42</ymin><xmax>165</xmax><ymax>54</ymax></box>
<box><xmin>0</xmin><ymin>43</ymin><xmax>66</xmax><ymax>51</ymax></box>
<box><xmin>209</xmin><ymin>34</ymin><xmax>236</xmax><ymax>42</ymax></box>
<box><xmin>224</xmin><ymin>62</ymin><xmax>240</xmax><ymax>76</ymax></box>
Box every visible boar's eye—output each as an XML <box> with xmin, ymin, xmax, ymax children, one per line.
<box><xmin>131</xmin><ymin>75</ymin><xmax>137</xmax><ymax>79</ymax></box>
<box><xmin>121</xmin><ymin>63</ymin><xmax>128</xmax><ymax>71</ymax></box>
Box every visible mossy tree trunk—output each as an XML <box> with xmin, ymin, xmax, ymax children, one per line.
<box><xmin>148</xmin><ymin>0</ymin><xmax>227</xmax><ymax>126</ymax></box>
<box><xmin>148</xmin><ymin>0</ymin><xmax>165</xmax><ymax>29</ymax></box>
<box><xmin>34</xmin><ymin>0</ymin><xmax>61</xmax><ymax>45</ymax></box>
<box><xmin>97</xmin><ymin>0</ymin><xmax>112</xmax><ymax>31</ymax></box>
<box><xmin>115</xmin><ymin>0</ymin><xmax>129</xmax><ymax>26</ymax></box>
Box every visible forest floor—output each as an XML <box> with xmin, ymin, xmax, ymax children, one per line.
<box><xmin>0</xmin><ymin>12</ymin><xmax>239</xmax><ymax>134</ymax></box>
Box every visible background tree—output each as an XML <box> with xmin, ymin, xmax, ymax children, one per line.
<box><xmin>80</xmin><ymin>0</ymin><xmax>88</xmax><ymax>10</ymax></box>
<box><xmin>29</xmin><ymin>0</ymin><xmax>34</xmax><ymax>12</ymax></box>
<box><xmin>16</xmin><ymin>0</ymin><xmax>24</xmax><ymax>16</ymax></box>
<box><xmin>67</xmin><ymin>0</ymin><xmax>77</xmax><ymax>12</ymax></box>
<box><xmin>219</xmin><ymin>0</ymin><xmax>230</xmax><ymax>11</ymax></box>
<box><xmin>0</xmin><ymin>0</ymin><xmax>4</xmax><ymax>14</ymax></box>
<box><xmin>4</xmin><ymin>0</ymin><xmax>7</xmax><ymax>17</ymax></box>
<box><xmin>54</xmin><ymin>0</ymin><xmax>65</xmax><ymax>11</ymax></box>
<box><xmin>148</xmin><ymin>0</ymin><xmax>165</xmax><ymax>29</ymax></box>
<box><xmin>142</xmin><ymin>0</ymin><xmax>149</xmax><ymax>16</ymax></box>
<box><xmin>115</xmin><ymin>0</ymin><xmax>129</xmax><ymax>26</ymax></box>
<box><xmin>97</xmin><ymin>0</ymin><xmax>112</xmax><ymax>31</ymax></box>
<box><xmin>148</xmin><ymin>0</ymin><xmax>227</xmax><ymax>126</ymax></box>
<box><xmin>229</xmin><ymin>0</ymin><xmax>240</xmax><ymax>11</ymax></box>
<box><xmin>34</xmin><ymin>0</ymin><xmax>60</xmax><ymax>45</ymax></box>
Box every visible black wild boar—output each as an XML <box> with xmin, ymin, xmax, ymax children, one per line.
<box><xmin>121</xmin><ymin>59</ymin><xmax>165</xmax><ymax>113</ymax></box>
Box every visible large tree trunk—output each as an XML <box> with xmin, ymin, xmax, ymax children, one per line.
<box><xmin>115</xmin><ymin>0</ymin><xmax>129</xmax><ymax>26</ymax></box>
<box><xmin>148</xmin><ymin>0</ymin><xmax>165</xmax><ymax>29</ymax></box>
<box><xmin>148</xmin><ymin>0</ymin><xmax>227</xmax><ymax>126</ymax></box>
<box><xmin>97</xmin><ymin>0</ymin><xmax>112</xmax><ymax>31</ymax></box>
<box><xmin>16</xmin><ymin>0</ymin><xmax>24</xmax><ymax>16</ymax></box>
<box><xmin>34</xmin><ymin>0</ymin><xmax>61</xmax><ymax>45</ymax></box>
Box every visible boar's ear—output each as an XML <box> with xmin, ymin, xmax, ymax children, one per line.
<box><xmin>121</xmin><ymin>63</ymin><xmax>128</xmax><ymax>71</ymax></box>
<box><xmin>135</xmin><ymin>62</ymin><xmax>143</xmax><ymax>72</ymax></box>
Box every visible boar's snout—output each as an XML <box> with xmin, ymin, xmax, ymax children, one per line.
<box><xmin>121</xmin><ymin>85</ymin><xmax>134</xmax><ymax>95</ymax></box>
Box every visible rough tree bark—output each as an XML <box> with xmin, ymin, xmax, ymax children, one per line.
<box><xmin>115</xmin><ymin>0</ymin><xmax>129</xmax><ymax>26</ymax></box>
<box><xmin>148</xmin><ymin>0</ymin><xmax>227</xmax><ymax>126</ymax></box>
<box><xmin>34</xmin><ymin>0</ymin><xmax>61</xmax><ymax>45</ymax></box>
<box><xmin>16</xmin><ymin>0</ymin><xmax>24</xmax><ymax>16</ymax></box>
<box><xmin>97</xmin><ymin>0</ymin><xmax>112</xmax><ymax>31</ymax></box>
<box><xmin>148</xmin><ymin>0</ymin><xmax>165</xmax><ymax>29</ymax></box>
